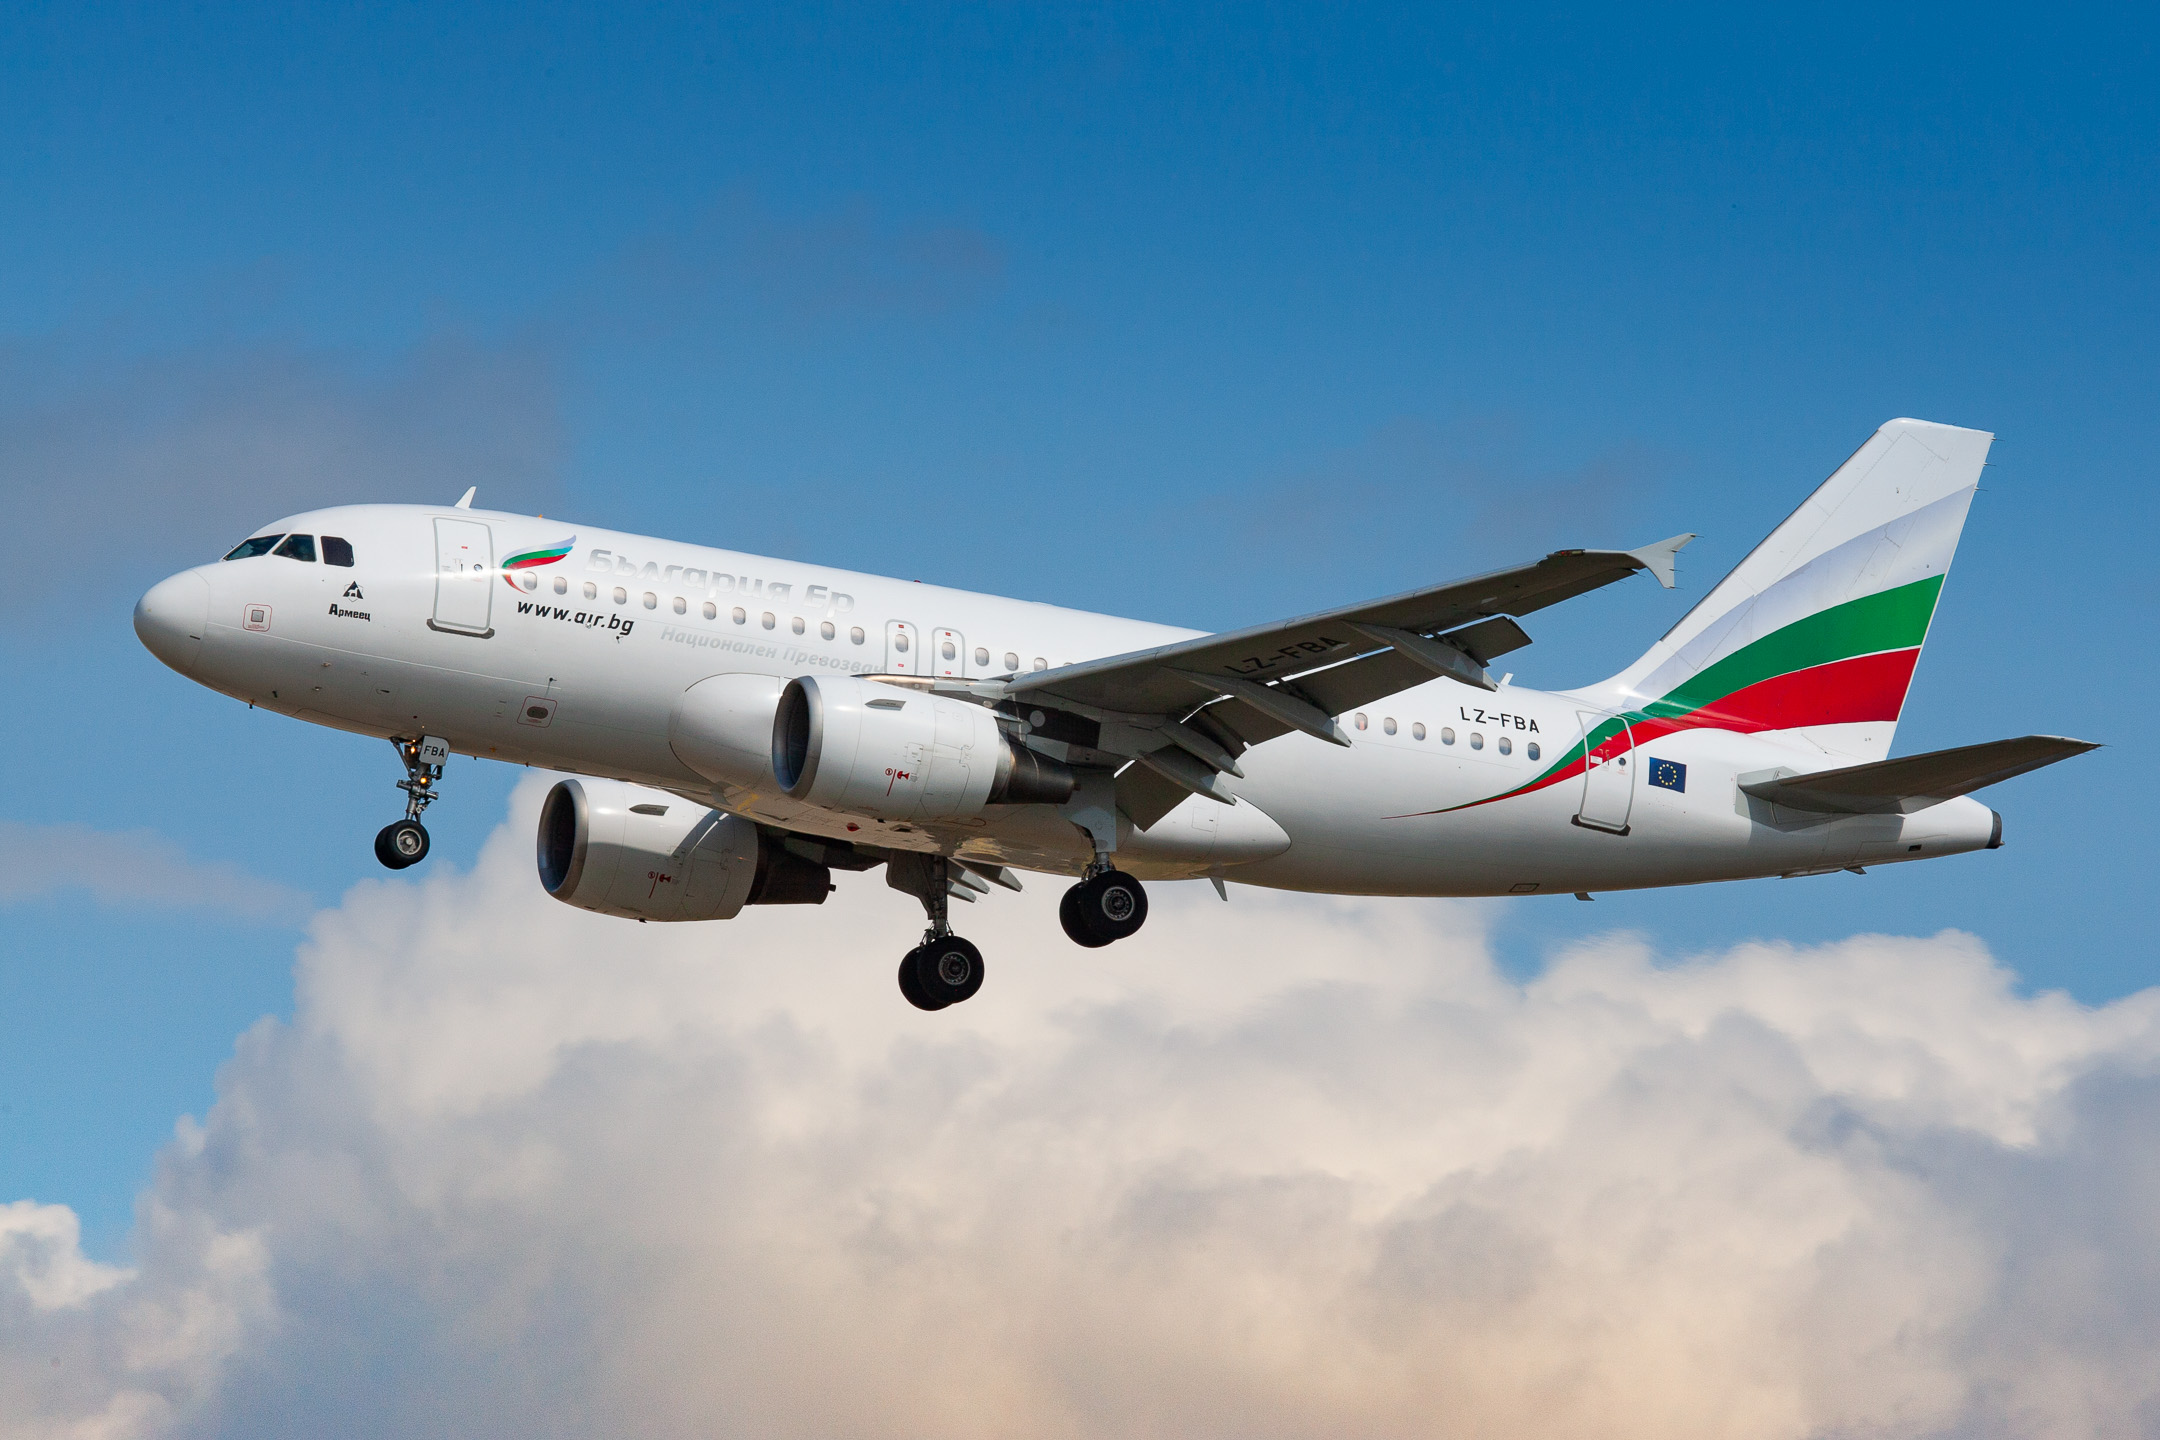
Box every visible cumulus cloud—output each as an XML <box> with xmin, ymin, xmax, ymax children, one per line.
<box><xmin>5</xmin><ymin>777</ymin><xmax>2160</xmax><ymax>1438</ymax></box>
<box><xmin>0</xmin><ymin>822</ymin><xmax>310</xmax><ymax>923</ymax></box>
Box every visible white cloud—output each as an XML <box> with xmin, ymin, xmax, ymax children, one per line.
<box><xmin>6</xmin><ymin>776</ymin><xmax>2160</xmax><ymax>1438</ymax></box>
<box><xmin>0</xmin><ymin>822</ymin><xmax>310</xmax><ymax>923</ymax></box>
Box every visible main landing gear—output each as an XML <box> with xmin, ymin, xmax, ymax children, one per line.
<box><xmin>1058</xmin><ymin>866</ymin><xmax>1149</xmax><ymax>948</ymax></box>
<box><xmin>375</xmin><ymin>736</ymin><xmax>446</xmax><ymax>871</ymax></box>
<box><xmin>887</xmin><ymin>854</ymin><xmax>985</xmax><ymax>1011</ymax></box>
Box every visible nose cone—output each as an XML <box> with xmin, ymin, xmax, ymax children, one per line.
<box><xmin>135</xmin><ymin>570</ymin><xmax>210</xmax><ymax>674</ymax></box>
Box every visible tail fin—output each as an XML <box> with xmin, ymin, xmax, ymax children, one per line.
<box><xmin>1598</xmin><ymin>417</ymin><xmax>1991</xmax><ymax>762</ymax></box>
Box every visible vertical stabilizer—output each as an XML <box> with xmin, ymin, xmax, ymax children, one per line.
<box><xmin>1594</xmin><ymin>418</ymin><xmax>1990</xmax><ymax>762</ymax></box>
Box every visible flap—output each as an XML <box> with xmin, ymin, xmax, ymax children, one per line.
<box><xmin>1740</xmin><ymin>735</ymin><xmax>2099</xmax><ymax>815</ymax></box>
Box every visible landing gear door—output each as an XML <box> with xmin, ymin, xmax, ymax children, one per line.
<box><xmin>885</xmin><ymin>620</ymin><xmax>918</xmax><ymax>674</ymax></box>
<box><xmin>1574</xmin><ymin>709</ymin><xmax>1634</xmax><ymax>834</ymax></box>
<box><xmin>430</xmin><ymin>518</ymin><xmax>495</xmax><ymax>638</ymax></box>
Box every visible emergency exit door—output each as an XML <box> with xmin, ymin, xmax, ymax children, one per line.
<box><xmin>885</xmin><ymin>619</ymin><xmax>918</xmax><ymax>674</ymax></box>
<box><xmin>1574</xmin><ymin>709</ymin><xmax>1634</xmax><ymax>834</ymax></box>
<box><xmin>933</xmin><ymin>628</ymin><xmax>967</xmax><ymax>678</ymax></box>
<box><xmin>430</xmin><ymin>518</ymin><xmax>495</xmax><ymax>637</ymax></box>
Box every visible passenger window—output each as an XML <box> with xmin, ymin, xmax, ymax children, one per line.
<box><xmin>553</xmin><ymin>576</ymin><xmax>568</xmax><ymax>595</ymax></box>
<box><xmin>1527</xmin><ymin>742</ymin><xmax>1541</xmax><ymax>761</ymax></box>
<box><xmin>1442</xmin><ymin>727</ymin><xmax>1456</xmax><ymax>745</ymax></box>
<box><xmin>761</xmin><ymin>612</ymin><xmax>776</xmax><ymax>630</ymax></box>
<box><xmin>1498</xmin><ymin>736</ymin><xmax>1512</xmax><ymax>755</ymax></box>
<box><xmin>850</xmin><ymin>627</ymin><xmax>865</xmax><ymax>644</ymax></box>
<box><xmin>895</xmin><ymin>633</ymin><xmax>910</xmax><ymax>652</ymax></box>
<box><xmin>1413</xmin><ymin>723</ymin><xmax>1426</xmax><ymax>741</ymax></box>
<box><xmin>1003</xmin><ymin>652</ymin><xmax>1019</xmax><ymax>672</ymax></box>
<box><xmin>1383</xmin><ymin>717</ymin><xmax>1397</xmax><ymax>736</ymax></box>
<box><xmin>273</xmin><ymin>534</ymin><xmax>316</xmax><ymax>562</ymax></box>
<box><xmin>1354</xmin><ymin>713</ymin><xmax>1368</xmax><ymax>731</ymax></box>
<box><xmin>613</xmin><ymin>587</ymin><xmax>627</xmax><ymax>605</ymax></box>
<box><xmin>520</xmin><ymin>574</ymin><xmax>538</xmax><ymax>591</ymax></box>
<box><xmin>322</xmin><ymin>536</ymin><xmax>355</xmax><ymax>567</ymax></box>
<box><xmin>583</xmin><ymin>581</ymin><xmax>598</xmax><ymax>600</ymax></box>
<box><xmin>223</xmin><ymin>535</ymin><xmax>284</xmax><ymax>561</ymax></box>
<box><xmin>703</xmin><ymin>602</ymin><xmax>717</xmax><ymax>620</ymax></box>
<box><xmin>733</xmin><ymin>607</ymin><xmax>746</xmax><ymax>625</ymax></box>
<box><xmin>672</xmin><ymin>597</ymin><xmax>686</xmax><ymax>615</ymax></box>
<box><xmin>820</xmin><ymin>620</ymin><xmax>835</xmax><ymax>640</ymax></box>
<box><xmin>941</xmin><ymin>639</ymin><xmax>956</xmax><ymax>661</ymax></box>
<box><xmin>974</xmin><ymin>646</ymin><xmax>989</xmax><ymax>666</ymax></box>
<box><xmin>792</xmin><ymin>616</ymin><xmax>806</xmax><ymax>635</ymax></box>
<box><xmin>642</xmin><ymin>592</ymin><xmax>657</xmax><ymax>610</ymax></box>
<box><xmin>1471</xmin><ymin>732</ymin><xmax>1484</xmax><ymax>750</ymax></box>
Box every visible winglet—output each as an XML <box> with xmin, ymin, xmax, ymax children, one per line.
<box><xmin>1627</xmin><ymin>533</ymin><xmax>1695</xmax><ymax>589</ymax></box>
<box><xmin>453</xmin><ymin>486</ymin><xmax>477</xmax><ymax>509</ymax></box>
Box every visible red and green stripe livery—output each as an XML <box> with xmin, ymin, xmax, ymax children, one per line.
<box><xmin>1437</xmin><ymin>573</ymin><xmax>1945</xmax><ymax>813</ymax></box>
<box><xmin>501</xmin><ymin>538</ymin><xmax>577</xmax><ymax>588</ymax></box>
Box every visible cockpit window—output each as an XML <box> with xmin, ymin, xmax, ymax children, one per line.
<box><xmin>223</xmin><ymin>535</ymin><xmax>285</xmax><ymax>561</ymax></box>
<box><xmin>273</xmin><ymin>534</ymin><xmax>317</xmax><ymax>562</ymax></box>
<box><xmin>322</xmin><ymin>535</ymin><xmax>355</xmax><ymax>567</ymax></box>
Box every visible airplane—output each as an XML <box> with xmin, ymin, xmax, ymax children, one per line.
<box><xmin>133</xmin><ymin>417</ymin><xmax>2094</xmax><ymax>1011</ymax></box>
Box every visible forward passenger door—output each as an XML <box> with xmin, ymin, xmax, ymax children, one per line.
<box><xmin>430</xmin><ymin>518</ymin><xmax>495</xmax><ymax>638</ymax></box>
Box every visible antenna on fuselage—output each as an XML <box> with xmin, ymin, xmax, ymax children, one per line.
<box><xmin>453</xmin><ymin>486</ymin><xmax>477</xmax><ymax>509</ymax></box>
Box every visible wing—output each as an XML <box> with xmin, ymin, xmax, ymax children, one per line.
<box><xmin>980</xmin><ymin>534</ymin><xmax>1694</xmax><ymax>826</ymax></box>
<box><xmin>1009</xmin><ymin>536</ymin><xmax>1692</xmax><ymax>726</ymax></box>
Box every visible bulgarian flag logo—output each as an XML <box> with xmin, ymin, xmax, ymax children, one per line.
<box><xmin>502</xmin><ymin>537</ymin><xmax>576</xmax><ymax>588</ymax></box>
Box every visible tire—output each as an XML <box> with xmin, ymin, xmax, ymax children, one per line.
<box><xmin>375</xmin><ymin>820</ymin><xmax>430</xmax><ymax>870</ymax></box>
<box><xmin>1059</xmin><ymin>885</ymin><xmax>1113</xmax><ymax>948</ymax></box>
<box><xmin>909</xmin><ymin>936</ymin><xmax>984</xmax><ymax>1007</ymax></box>
<box><xmin>1069</xmin><ymin>870</ymin><xmax>1148</xmax><ymax>944</ymax></box>
<box><xmin>897</xmin><ymin>949</ymin><xmax>946</xmax><ymax>1011</ymax></box>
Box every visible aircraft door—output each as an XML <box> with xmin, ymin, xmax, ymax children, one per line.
<box><xmin>885</xmin><ymin>620</ymin><xmax>918</xmax><ymax>674</ymax></box>
<box><xmin>430</xmin><ymin>518</ymin><xmax>495</xmax><ymax>637</ymax></box>
<box><xmin>1574</xmin><ymin>709</ymin><xmax>1634</xmax><ymax>834</ymax></box>
<box><xmin>933</xmin><ymin>628</ymin><xmax>967</xmax><ymax>678</ymax></box>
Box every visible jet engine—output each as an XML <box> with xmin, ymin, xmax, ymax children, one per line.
<box><xmin>536</xmin><ymin>777</ymin><xmax>831</xmax><ymax>921</ymax></box>
<box><xmin>771</xmin><ymin>675</ymin><xmax>1074</xmax><ymax>822</ymax></box>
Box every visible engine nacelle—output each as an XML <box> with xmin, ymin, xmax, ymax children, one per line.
<box><xmin>669</xmin><ymin>672</ymin><xmax>784</xmax><ymax>789</ymax></box>
<box><xmin>771</xmin><ymin>675</ymin><xmax>1074</xmax><ymax>821</ymax></box>
<box><xmin>536</xmin><ymin>778</ymin><xmax>831</xmax><ymax>921</ymax></box>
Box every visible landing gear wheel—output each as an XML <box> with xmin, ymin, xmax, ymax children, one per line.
<box><xmin>374</xmin><ymin>820</ymin><xmax>430</xmax><ymax>870</ymax></box>
<box><xmin>1059</xmin><ymin>886</ymin><xmax>1113</xmax><ymax>948</ymax></box>
<box><xmin>1063</xmin><ymin>869</ymin><xmax>1148</xmax><ymax>946</ymax></box>
<box><xmin>899</xmin><ymin>936</ymin><xmax>984</xmax><ymax>1010</ymax></box>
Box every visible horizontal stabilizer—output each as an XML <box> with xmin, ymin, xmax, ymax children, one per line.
<box><xmin>1740</xmin><ymin>735</ymin><xmax>2099</xmax><ymax>815</ymax></box>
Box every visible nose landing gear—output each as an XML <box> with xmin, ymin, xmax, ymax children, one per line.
<box><xmin>376</xmin><ymin>735</ymin><xmax>449</xmax><ymax>871</ymax></box>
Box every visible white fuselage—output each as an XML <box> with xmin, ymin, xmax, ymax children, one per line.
<box><xmin>136</xmin><ymin>503</ymin><xmax>2000</xmax><ymax>895</ymax></box>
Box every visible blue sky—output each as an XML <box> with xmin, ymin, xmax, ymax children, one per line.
<box><xmin>1</xmin><ymin>3</ymin><xmax>2153</xmax><ymax>1264</ymax></box>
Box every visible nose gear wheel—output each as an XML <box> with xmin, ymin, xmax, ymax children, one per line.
<box><xmin>375</xmin><ymin>819</ymin><xmax>430</xmax><ymax>870</ymax></box>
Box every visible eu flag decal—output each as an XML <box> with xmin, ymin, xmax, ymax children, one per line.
<box><xmin>1648</xmin><ymin>758</ymin><xmax>1687</xmax><ymax>792</ymax></box>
